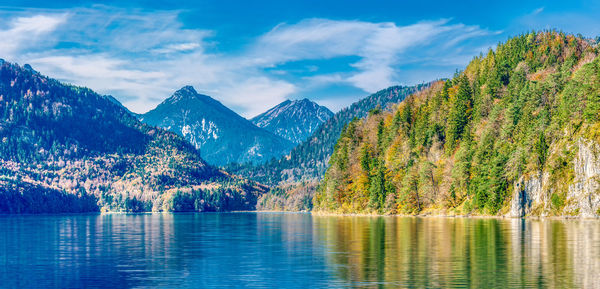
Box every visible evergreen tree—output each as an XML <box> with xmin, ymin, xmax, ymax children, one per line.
<box><xmin>445</xmin><ymin>75</ymin><xmax>472</xmax><ymax>150</ymax></box>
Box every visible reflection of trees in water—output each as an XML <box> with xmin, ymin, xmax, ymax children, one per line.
<box><xmin>255</xmin><ymin>213</ymin><xmax>314</xmax><ymax>256</ymax></box>
<box><xmin>2</xmin><ymin>214</ymin><xmax>598</xmax><ymax>288</ymax></box>
<box><xmin>313</xmin><ymin>216</ymin><xmax>599</xmax><ymax>288</ymax></box>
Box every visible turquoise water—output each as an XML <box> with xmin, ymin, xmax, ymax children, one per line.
<box><xmin>0</xmin><ymin>213</ymin><xmax>599</xmax><ymax>288</ymax></box>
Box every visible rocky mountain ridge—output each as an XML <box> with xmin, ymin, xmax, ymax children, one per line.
<box><xmin>139</xmin><ymin>86</ymin><xmax>295</xmax><ymax>166</ymax></box>
<box><xmin>251</xmin><ymin>98</ymin><xmax>333</xmax><ymax>144</ymax></box>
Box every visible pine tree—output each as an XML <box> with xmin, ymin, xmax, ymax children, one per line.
<box><xmin>445</xmin><ymin>75</ymin><xmax>472</xmax><ymax>150</ymax></box>
<box><xmin>534</xmin><ymin>131</ymin><xmax>548</xmax><ymax>168</ymax></box>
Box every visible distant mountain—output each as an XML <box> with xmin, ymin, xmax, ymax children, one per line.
<box><xmin>0</xmin><ymin>61</ymin><xmax>265</xmax><ymax>214</ymax></box>
<box><xmin>138</xmin><ymin>86</ymin><xmax>295</xmax><ymax>166</ymax></box>
<box><xmin>228</xmin><ymin>84</ymin><xmax>430</xmax><ymax>185</ymax></box>
<box><xmin>251</xmin><ymin>98</ymin><xmax>333</xmax><ymax>144</ymax></box>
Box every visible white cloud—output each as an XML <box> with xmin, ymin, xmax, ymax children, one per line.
<box><xmin>220</xmin><ymin>77</ymin><xmax>297</xmax><ymax>118</ymax></box>
<box><xmin>347</xmin><ymin>66</ymin><xmax>395</xmax><ymax>93</ymax></box>
<box><xmin>0</xmin><ymin>7</ymin><xmax>496</xmax><ymax>117</ymax></box>
<box><xmin>152</xmin><ymin>42</ymin><xmax>202</xmax><ymax>54</ymax></box>
<box><xmin>32</xmin><ymin>55</ymin><xmax>165</xmax><ymax>80</ymax></box>
<box><xmin>0</xmin><ymin>14</ymin><xmax>67</xmax><ymax>58</ymax></box>
<box><xmin>252</xmin><ymin>18</ymin><xmax>494</xmax><ymax>92</ymax></box>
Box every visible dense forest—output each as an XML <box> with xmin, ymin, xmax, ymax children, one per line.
<box><xmin>315</xmin><ymin>31</ymin><xmax>600</xmax><ymax>217</ymax></box>
<box><xmin>0</xmin><ymin>60</ymin><xmax>266</xmax><ymax>213</ymax></box>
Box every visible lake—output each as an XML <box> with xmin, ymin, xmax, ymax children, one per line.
<box><xmin>0</xmin><ymin>213</ymin><xmax>599</xmax><ymax>288</ymax></box>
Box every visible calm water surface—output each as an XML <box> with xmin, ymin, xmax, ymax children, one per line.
<box><xmin>1</xmin><ymin>213</ymin><xmax>599</xmax><ymax>288</ymax></box>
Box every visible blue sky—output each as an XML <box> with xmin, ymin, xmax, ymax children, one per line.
<box><xmin>1</xmin><ymin>0</ymin><xmax>599</xmax><ymax>117</ymax></box>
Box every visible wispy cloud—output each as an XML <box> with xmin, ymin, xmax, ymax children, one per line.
<box><xmin>253</xmin><ymin>18</ymin><xmax>495</xmax><ymax>95</ymax></box>
<box><xmin>0</xmin><ymin>14</ymin><xmax>67</xmax><ymax>58</ymax></box>
<box><xmin>152</xmin><ymin>42</ymin><xmax>202</xmax><ymax>54</ymax></box>
<box><xmin>0</xmin><ymin>7</ymin><xmax>496</xmax><ymax>116</ymax></box>
<box><xmin>532</xmin><ymin>7</ymin><xmax>544</xmax><ymax>16</ymax></box>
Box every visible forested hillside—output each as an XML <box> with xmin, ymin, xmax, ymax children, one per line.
<box><xmin>229</xmin><ymin>85</ymin><xmax>427</xmax><ymax>186</ymax></box>
<box><xmin>0</xmin><ymin>61</ymin><xmax>265</xmax><ymax>213</ymax></box>
<box><xmin>315</xmin><ymin>31</ymin><xmax>600</xmax><ymax>217</ymax></box>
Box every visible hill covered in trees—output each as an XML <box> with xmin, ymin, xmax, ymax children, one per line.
<box><xmin>0</xmin><ymin>61</ymin><xmax>265</xmax><ymax>213</ymax></box>
<box><xmin>315</xmin><ymin>31</ymin><xmax>600</xmax><ymax>217</ymax></box>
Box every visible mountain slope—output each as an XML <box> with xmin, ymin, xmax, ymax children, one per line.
<box><xmin>315</xmin><ymin>31</ymin><xmax>600</xmax><ymax>217</ymax></box>
<box><xmin>228</xmin><ymin>84</ymin><xmax>429</xmax><ymax>185</ymax></box>
<box><xmin>139</xmin><ymin>86</ymin><xmax>294</xmax><ymax>166</ymax></box>
<box><xmin>0</xmin><ymin>61</ymin><xmax>265</xmax><ymax>213</ymax></box>
<box><xmin>251</xmin><ymin>98</ymin><xmax>333</xmax><ymax>144</ymax></box>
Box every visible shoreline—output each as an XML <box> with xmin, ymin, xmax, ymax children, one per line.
<box><xmin>308</xmin><ymin>210</ymin><xmax>599</xmax><ymax>220</ymax></box>
<box><xmin>1</xmin><ymin>210</ymin><xmax>597</xmax><ymax>220</ymax></box>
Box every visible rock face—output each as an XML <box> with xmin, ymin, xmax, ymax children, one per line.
<box><xmin>251</xmin><ymin>99</ymin><xmax>333</xmax><ymax>144</ymax></box>
<box><xmin>566</xmin><ymin>139</ymin><xmax>600</xmax><ymax>217</ymax></box>
<box><xmin>510</xmin><ymin>138</ymin><xmax>600</xmax><ymax>218</ymax></box>
<box><xmin>139</xmin><ymin>86</ymin><xmax>294</xmax><ymax>166</ymax></box>
<box><xmin>509</xmin><ymin>172</ymin><xmax>548</xmax><ymax>217</ymax></box>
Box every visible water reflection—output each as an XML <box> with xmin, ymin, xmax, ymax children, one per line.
<box><xmin>0</xmin><ymin>214</ymin><xmax>598</xmax><ymax>288</ymax></box>
<box><xmin>313</xmin><ymin>216</ymin><xmax>600</xmax><ymax>288</ymax></box>
<box><xmin>0</xmin><ymin>213</ymin><xmax>334</xmax><ymax>288</ymax></box>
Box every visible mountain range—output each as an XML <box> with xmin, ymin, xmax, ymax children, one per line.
<box><xmin>0</xmin><ymin>61</ymin><xmax>265</xmax><ymax>213</ymax></box>
<box><xmin>0</xmin><ymin>58</ymin><xmax>420</xmax><ymax>213</ymax></box>
<box><xmin>138</xmin><ymin>87</ymin><xmax>332</xmax><ymax>166</ymax></box>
